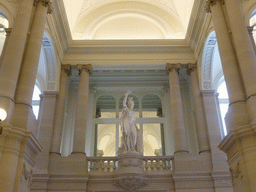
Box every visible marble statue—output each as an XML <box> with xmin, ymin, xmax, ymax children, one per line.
<box><xmin>118</xmin><ymin>91</ymin><xmax>142</xmax><ymax>155</ymax></box>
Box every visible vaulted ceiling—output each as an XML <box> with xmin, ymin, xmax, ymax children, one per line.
<box><xmin>63</xmin><ymin>0</ymin><xmax>195</xmax><ymax>39</ymax></box>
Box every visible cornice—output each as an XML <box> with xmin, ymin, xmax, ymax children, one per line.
<box><xmin>218</xmin><ymin>124</ymin><xmax>255</xmax><ymax>153</ymax></box>
<box><xmin>65</xmin><ymin>39</ymin><xmax>193</xmax><ymax>54</ymax></box>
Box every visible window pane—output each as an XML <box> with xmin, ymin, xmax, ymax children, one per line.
<box><xmin>142</xmin><ymin>111</ymin><xmax>158</xmax><ymax>118</ymax></box>
<box><xmin>100</xmin><ymin>112</ymin><xmax>116</xmax><ymax>118</ymax></box>
<box><xmin>143</xmin><ymin>124</ymin><xmax>162</xmax><ymax>156</ymax></box>
<box><xmin>97</xmin><ymin>124</ymin><xmax>116</xmax><ymax>156</ymax></box>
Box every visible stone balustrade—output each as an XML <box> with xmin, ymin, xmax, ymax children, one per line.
<box><xmin>87</xmin><ymin>156</ymin><xmax>173</xmax><ymax>173</ymax></box>
<box><xmin>87</xmin><ymin>157</ymin><xmax>118</xmax><ymax>173</ymax></box>
<box><xmin>142</xmin><ymin>156</ymin><xmax>173</xmax><ymax>171</ymax></box>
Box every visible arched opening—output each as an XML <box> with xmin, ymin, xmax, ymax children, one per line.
<box><xmin>0</xmin><ymin>10</ymin><xmax>9</xmax><ymax>57</ymax></box>
<box><xmin>95</xmin><ymin>94</ymin><xmax>116</xmax><ymax>157</ymax></box>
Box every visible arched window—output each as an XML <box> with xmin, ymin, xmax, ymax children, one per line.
<box><xmin>95</xmin><ymin>94</ymin><xmax>117</xmax><ymax>157</ymax></box>
<box><xmin>217</xmin><ymin>79</ymin><xmax>229</xmax><ymax>136</ymax></box>
<box><xmin>32</xmin><ymin>84</ymin><xmax>41</xmax><ymax>119</ymax></box>
<box><xmin>142</xmin><ymin>94</ymin><xmax>164</xmax><ymax>156</ymax></box>
<box><xmin>250</xmin><ymin>10</ymin><xmax>256</xmax><ymax>45</ymax></box>
<box><xmin>0</xmin><ymin>13</ymin><xmax>9</xmax><ymax>56</ymax></box>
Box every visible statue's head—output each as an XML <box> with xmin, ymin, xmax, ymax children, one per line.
<box><xmin>128</xmin><ymin>97</ymin><xmax>134</xmax><ymax>109</ymax></box>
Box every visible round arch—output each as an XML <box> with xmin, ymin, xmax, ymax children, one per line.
<box><xmin>244</xmin><ymin>3</ymin><xmax>256</xmax><ymax>26</ymax></box>
<box><xmin>37</xmin><ymin>32</ymin><xmax>58</xmax><ymax>92</ymax></box>
<box><xmin>0</xmin><ymin>3</ymin><xmax>14</xmax><ymax>27</ymax></box>
<box><xmin>201</xmin><ymin>31</ymin><xmax>224</xmax><ymax>91</ymax></box>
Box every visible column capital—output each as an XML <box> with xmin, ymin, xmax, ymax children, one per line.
<box><xmin>205</xmin><ymin>0</ymin><xmax>225</xmax><ymax>13</ymax></box>
<box><xmin>61</xmin><ymin>64</ymin><xmax>72</xmax><ymax>76</ymax></box>
<box><xmin>166</xmin><ymin>63</ymin><xmax>181</xmax><ymax>73</ymax></box>
<box><xmin>34</xmin><ymin>0</ymin><xmax>53</xmax><ymax>14</ymax></box>
<box><xmin>77</xmin><ymin>64</ymin><xmax>92</xmax><ymax>75</ymax></box>
<box><xmin>187</xmin><ymin>64</ymin><xmax>197</xmax><ymax>75</ymax></box>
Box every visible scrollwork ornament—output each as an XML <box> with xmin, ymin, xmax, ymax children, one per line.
<box><xmin>187</xmin><ymin>64</ymin><xmax>197</xmax><ymax>75</ymax></box>
<box><xmin>205</xmin><ymin>0</ymin><xmax>225</xmax><ymax>13</ymax></box>
<box><xmin>77</xmin><ymin>64</ymin><xmax>92</xmax><ymax>75</ymax></box>
<box><xmin>166</xmin><ymin>63</ymin><xmax>181</xmax><ymax>74</ymax></box>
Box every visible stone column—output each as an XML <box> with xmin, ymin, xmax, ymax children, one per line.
<box><xmin>0</xmin><ymin>0</ymin><xmax>34</xmax><ymax>122</ymax></box>
<box><xmin>201</xmin><ymin>90</ymin><xmax>233</xmax><ymax>190</ymax></box>
<box><xmin>13</xmin><ymin>0</ymin><xmax>52</xmax><ymax>130</ymax></box>
<box><xmin>205</xmin><ymin>0</ymin><xmax>249</xmax><ymax>134</ymax></box>
<box><xmin>72</xmin><ymin>64</ymin><xmax>92</xmax><ymax>154</ymax></box>
<box><xmin>187</xmin><ymin>64</ymin><xmax>210</xmax><ymax>153</ymax></box>
<box><xmin>50</xmin><ymin>65</ymin><xmax>71</xmax><ymax>154</ymax></box>
<box><xmin>224</xmin><ymin>0</ymin><xmax>256</xmax><ymax>120</ymax></box>
<box><xmin>0</xmin><ymin>28</ymin><xmax>12</xmax><ymax>68</ymax></box>
<box><xmin>34</xmin><ymin>91</ymin><xmax>57</xmax><ymax>174</ymax></box>
<box><xmin>166</xmin><ymin>63</ymin><xmax>188</xmax><ymax>153</ymax></box>
<box><xmin>247</xmin><ymin>27</ymin><xmax>256</xmax><ymax>54</ymax></box>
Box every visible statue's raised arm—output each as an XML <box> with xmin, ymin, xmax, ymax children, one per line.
<box><xmin>123</xmin><ymin>91</ymin><xmax>132</xmax><ymax>108</ymax></box>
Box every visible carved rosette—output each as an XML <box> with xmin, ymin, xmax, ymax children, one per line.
<box><xmin>205</xmin><ymin>0</ymin><xmax>225</xmax><ymax>13</ymax></box>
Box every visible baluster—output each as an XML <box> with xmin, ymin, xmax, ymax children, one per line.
<box><xmin>113</xmin><ymin>160</ymin><xmax>117</xmax><ymax>172</ymax></box>
<box><xmin>167</xmin><ymin>159</ymin><xmax>171</xmax><ymax>170</ymax></box>
<box><xmin>150</xmin><ymin>159</ymin><xmax>154</xmax><ymax>171</ymax></box>
<box><xmin>95</xmin><ymin>160</ymin><xmax>100</xmax><ymax>171</ymax></box>
<box><xmin>101</xmin><ymin>160</ymin><xmax>105</xmax><ymax>172</ymax></box>
<box><xmin>89</xmin><ymin>160</ymin><xmax>93</xmax><ymax>172</ymax></box>
<box><xmin>144</xmin><ymin>159</ymin><xmax>149</xmax><ymax>171</ymax></box>
<box><xmin>156</xmin><ymin>159</ymin><xmax>160</xmax><ymax>170</ymax></box>
<box><xmin>107</xmin><ymin>160</ymin><xmax>111</xmax><ymax>172</ymax></box>
<box><xmin>161</xmin><ymin>159</ymin><xmax>166</xmax><ymax>170</ymax></box>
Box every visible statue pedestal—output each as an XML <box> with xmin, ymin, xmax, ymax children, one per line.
<box><xmin>114</xmin><ymin>151</ymin><xmax>147</xmax><ymax>191</ymax></box>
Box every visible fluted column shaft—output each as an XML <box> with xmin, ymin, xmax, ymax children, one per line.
<box><xmin>50</xmin><ymin>65</ymin><xmax>71</xmax><ymax>154</ymax></box>
<box><xmin>13</xmin><ymin>0</ymin><xmax>52</xmax><ymax>129</ymax></box>
<box><xmin>206</xmin><ymin>0</ymin><xmax>249</xmax><ymax>133</ymax></box>
<box><xmin>188</xmin><ymin>64</ymin><xmax>210</xmax><ymax>153</ymax></box>
<box><xmin>167</xmin><ymin>64</ymin><xmax>188</xmax><ymax>153</ymax></box>
<box><xmin>0</xmin><ymin>0</ymin><xmax>34</xmax><ymax>122</ymax></box>
<box><xmin>72</xmin><ymin>64</ymin><xmax>91</xmax><ymax>154</ymax></box>
<box><xmin>225</xmin><ymin>0</ymin><xmax>256</xmax><ymax>123</ymax></box>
